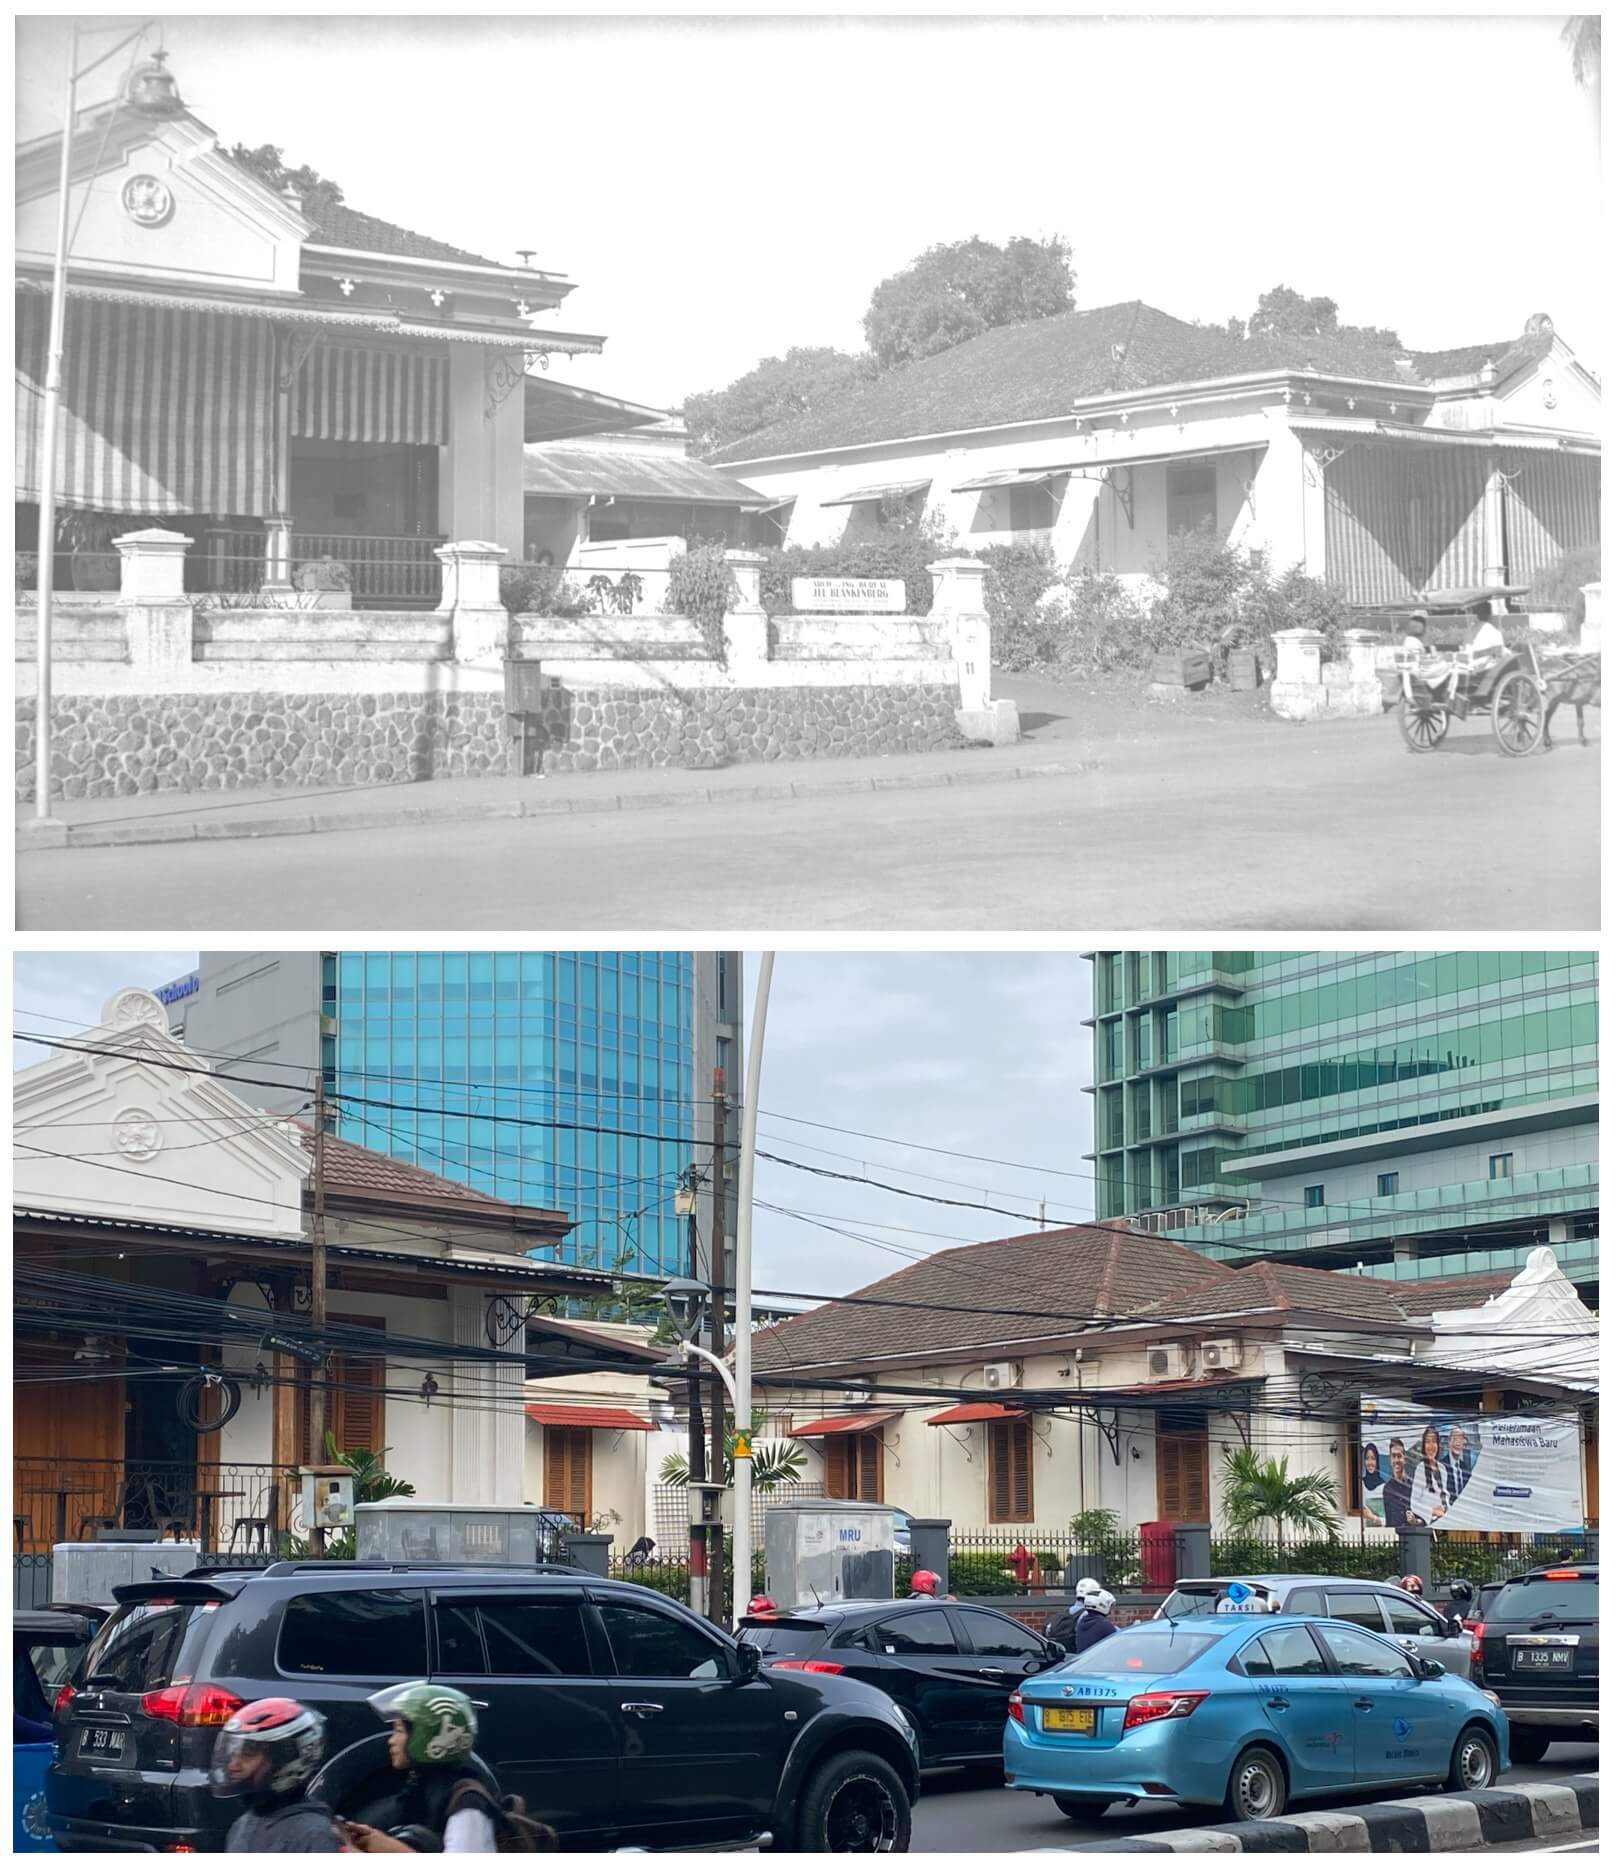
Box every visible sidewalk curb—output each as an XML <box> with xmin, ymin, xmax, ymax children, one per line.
<box><xmin>34</xmin><ymin>755</ymin><xmax>1095</xmax><ymax>851</ymax></box>
<box><xmin>1032</xmin><ymin>1772</ymin><xmax>1597</xmax><ymax>1852</ymax></box>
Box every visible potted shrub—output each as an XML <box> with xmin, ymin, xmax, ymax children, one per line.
<box><xmin>292</xmin><ymin>554</ymin><xmax>353</xmax><ymax>611</ymax></box>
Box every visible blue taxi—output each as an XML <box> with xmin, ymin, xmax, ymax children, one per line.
<box><xmin>1004</xmin><ymin>1612</ymin><xmax>1508</xmax><ymax>1824</ymax></box>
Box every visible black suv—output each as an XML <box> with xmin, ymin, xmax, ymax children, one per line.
<box><xmin>1471</xmin><ymin>1562</ymin><xmax>1598</xmax><ymax>1762</ymax></box>
<box><xmin>741</xmin><ymin>1597</ymin><xmax>1062</xmax><ymax>1769</ymax></box>
<box><xmin>48</xmin><ymin>1561</ymin><xmax>921</xmax><ymax>1852</ymax></box>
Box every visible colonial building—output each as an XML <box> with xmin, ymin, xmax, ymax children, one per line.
<box><xmin>15</xmin><ymin>55</ymin><xmax>603</xmax><ymax>606</ymax></box>
<box><xmin>715</xmin><ymin>302</ymin><xmax>1600</xmax><ymax>608</ymax></box>
<box><xmin>12</xmin><ymin>987</ymin><xmax>624</xmax><ymax>1552</ymax></box>
<box><xmin>752</xmin><ymin>1224</ymin><xmax>1596</xmax><ymax>1539</ymax></box>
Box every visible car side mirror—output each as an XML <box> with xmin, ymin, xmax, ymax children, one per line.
<box><xmin>1421</xmin><ymin>1659</ymin><xmax>1446</xmax><ymax>1680</ymax></box>
<box><xmin>1446</xmin><ymin>1615</ymin><xmax>1465</xmax><ymax>1638</ymax></box>
<box><xmin>1043</xmin><ymin>1642</ymin><xmax>1065</xmax><ymax>1666</ymax></box>
<box><xmin>735</xmin><ymin>1640</ymin><xmax>762</xmax><ymax>1683</ymax></box>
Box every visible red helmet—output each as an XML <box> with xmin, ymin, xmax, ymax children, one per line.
<box><xmin>210</xmin><ymin>1697</ymin><xmax>326</xmax><ymax>1798</ymax></box>
<box><xmin>1399</xmin><ymin>1574</ymin><xmax>1425</xmax><ymax>1597</ymax></box>
<box><xmin>909</xmin><ymin>1569</ymin><xmax>940</xmax><ymax>1595</ymax></box>
<box><xmin>747</xmin><ymin>1594</ymin><xmax>777</xmax><ymax>1616</ymax></box>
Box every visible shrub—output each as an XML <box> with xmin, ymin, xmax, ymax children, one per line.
<box><xmin>978</xmin><ymin>540</ymin><xmax>1057</xmax><ymax>667</ymax></box>
<box><xmin>1144</xmin><ymin>526</ymin><xmax>1257</xmax><ymax>653</ymax></box>
<box><xmin>666</xmin><ymin>539</ymin><xmax>739</xmax><ymax>662</ymax></box>
<box><xmin>499</xmin><ymin>563</ymin><xmax>589</xmax><ymax>618</ymax></box>
<box><xmin>1528</xmin><ymin>545</ymin><xmax>1601</xmax><ymax>627</ymax></box>
<box><xmin>1029</xmin><ymin>567</ymin><xmax>1151</xmax><ymax>674</ymax></box>
<box><xmin>758</xmin><ymin>514</ymin><xmax>953</xmax><ymax>618</ymax></box>
<box><xmin>948</xmin><ymin>1551</ymin><xmax>1026</xmax><ymax>1596</ymax></box>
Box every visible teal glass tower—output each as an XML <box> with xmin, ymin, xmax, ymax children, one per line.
<box><xmin>1085</xmin><ymin>951</ymin><xmax>1597</xmax><ymax>1292</ymax></box>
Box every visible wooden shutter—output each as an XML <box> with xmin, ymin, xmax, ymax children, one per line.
<box><xmin>299</xmin><ymin>1313</ymin><xmax>385</xmax><ymax>1464</ymax></box>
<box><xmin>543</xmin><ymin>1427</ymin><xmax>592</xmax><ymax>1522</ymax></box>
<box><xmin>1157</xmin><ymin>1432</ymin><xmax>1209</xmax><ymax>1519</ymax></box>
<box><xmin>988</xmin><ymin>1418</ymin><xmax>1033</xmax><ymax>1524</ymax></box>
<box><xmin>855</xmin><ymin>1433</ymin><xmax>884</xmax><ymax>1503</ymax></box>
<box><xmin>823</xmin><ymin>1435</ymin><xmax>850</xmax><ymax>1498</ymax></box>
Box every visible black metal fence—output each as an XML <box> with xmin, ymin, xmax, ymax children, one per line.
<box><xmin>14</xmin><ymin>1457</ymin><xmax>296</xmax><ymax>1556</ymax></box>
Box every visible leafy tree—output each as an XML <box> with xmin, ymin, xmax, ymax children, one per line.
<box><xmin>228</xmin><ymin>143</ymin><xmax>345</xmax><ymax>223</ymax></box>
<box><xmin>1233</xmin><ymin>284</ymin><xmax>1401</xmax><ymax>350</ymax></box>
<box><xmin>1563</xmin><ymin>15</ymin><xmax>1601</xmax><ymax>86</ymax></box>
<box><xmin>862</xmin><ymin>234</ymin><xmax>1075</xmax><ymax>372</ymax></box>
<box><xmin>682</xmin><ymin>347</ymin><xmax>871</xmax><ymax>460</ymax></box>
<box><xmin>1220</xmin><ymin>1448</ymin><xmax>1340</xmax><ymax>1548</ymax></box>
<box><xmin>658</xmin><ymin>1408</ymin><xmax>806</xmax><ymax>1492</ymax></box>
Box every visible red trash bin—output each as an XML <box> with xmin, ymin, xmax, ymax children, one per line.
<box><xmin>1139</xmin><ymin>1519</ymin><xmax>1177</xmax><ymax>1593</ymax></box>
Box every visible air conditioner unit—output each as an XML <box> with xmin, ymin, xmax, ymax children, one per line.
<box><xmin>1146</xmin><ymin>1343</ymin><xmax>1191</xmax><ymax>1380</ymax></box>
<box><xmin>982</xmin><ymin>1361</ymin><xmax>1021</xmax><ymax>1391</ymax></box>
<box><xmin>1201</xmin><ymin>1338</ymin><xmax>1243</xmax><ymax>1372</ymax></box>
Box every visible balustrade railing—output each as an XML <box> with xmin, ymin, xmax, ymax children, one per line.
<box><xmin>292</xmin><ymin>532</ymin><xmax>444</xmax><ymax>606</ymax></box>
<box><xmin>12</xmin><ymin>1457</ymin><xmax>298</xmax><ymax>1556</ymax></box>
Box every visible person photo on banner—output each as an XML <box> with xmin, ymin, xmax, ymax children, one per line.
<box><xmin>1410</xmin><ymin>1423</ymin><xmax>1451</xmax><ymax>1523</ymax></box>
<box><xmin>1381</xmin><ymin>1437</ymin><xmax>1420</xmax><ymax>1527</ymax></box>
<box><xmin>1440</xmin><ymin>1424</ymin><xmax>1475</xmax><ymax>1505</ymax></box>
<box><xmin>1361</xmin><ymin>1443</ymin><xmax>1386</xmax><ymax>1500</ymax></box>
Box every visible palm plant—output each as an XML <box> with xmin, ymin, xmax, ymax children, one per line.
<box><xmin>322</xmin><ymin>1430</ymin><xmax>415</xmax><ymax>1503</ymax></box>
<box><xmin>1221</xmin><ymin>1448</ymin><xmax>1339</xmax><ymax>1550</ymax></box>
<box><xmin>659</xmin><ymin>1409</ymin><xmax>806</xmax><ymax>1492</ymax></box>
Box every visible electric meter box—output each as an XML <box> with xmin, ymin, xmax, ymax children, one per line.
<box><xmin>764</xmin><ymin>1500</ymin><xmax>896</xmax><ymax>1609</ymax></box>
<box><xmin>355</xmin><ymin>1502</ymin><xmax>538</xmax><ymax>1565</ymax></box>
<box><xmin>51</xmin><ymin>1540</ymin><xmax>202</xmax><ymax>1607</ymax></box>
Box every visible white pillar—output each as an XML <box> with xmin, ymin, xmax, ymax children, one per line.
<box><xmin>116</xmin><ymin>527</ymin><xmax>191</xmax><ymax>601</ymax></box>
<box><xmin>1483</xmin><ymin>454</ymin><xmax>1508</xmax><ymax>589</ymax></box>
<box><xmin>436</xmin><ymin>539</ymin><xmax>511</xmax><ymax>665</ymax></box>
<box><xmin>722</xmin><ymin>549</ymin><xmax>769</xmax><ymax>674</ymax></box>
<box><xmin>1272</xmin><ymin>627</ymin><xmax>1325</xmax><ymax>686</ymax></box>
<box><xmin>1579</xmin><ymin>581</ymin><xmax>1601</xmax><ymax>653</ymax></box>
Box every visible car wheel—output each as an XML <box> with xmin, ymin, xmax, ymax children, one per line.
<box><xmin>1447</xmin><ymin>1725</ymin><xmax>1498</xmax><ymax>1794</ymax></box>
<box><xmin>794</xmin><ymin>1749</ymin><xmax>912</xmax><ymax>1853</ymax></box>
<box><xmin>1052</xmin><ymin>1796</ymin><xmax>1113</xmax><ymax>1820</ymax></box>
<box><xmin>1507</xmin><ymin>1728</ymin><xmax>1551</xmax><ymax>1765</ymax></box>
<box><xmin>1223</xmin><ymin>1745</ymin><xmax>1287</xmax><ymax>1823</ymax></box>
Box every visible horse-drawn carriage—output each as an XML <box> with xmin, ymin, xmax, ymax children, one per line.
<box><xmin>1389</xmin><ymin>585</ymin><xmax>1600</xmax><ymax>756</ymax></box>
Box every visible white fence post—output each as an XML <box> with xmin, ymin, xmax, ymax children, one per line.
<box><xmin>116</xmin><ymin>529</ymin><xmax>196</xmax><ymax>673</ymax></box>
<box><xmin>928</xmin><ymin>555</ymin><xmax>1019</xmax><ymax>745</ymax></box>
<box><xmin>436</xmin><ymin>540</ymin><xmax>511</xmax><ymax>665</ymax></box>
<box><xmin>722</xmin><ymin>549</ymin><xmax>769</xmax><ymax>675</ymax></box>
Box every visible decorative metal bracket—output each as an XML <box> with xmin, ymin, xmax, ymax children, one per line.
<box><xmin>1073</xmin><ymin>1404</ymin><xmax>1123</xmax><ymax>1465</ymax></box>
<box><xmin>1106</xmin><ymin>465</ymin><xmax>1135</xmax><ymax>529</ymax></box>
<box><xmin>1299</xmin><ymin>1371</ymin><xmax>1361</xmax><ymax>1413</ymax></box>
<box><xmin>1301</xmin><ymin>442</ymin><xmax>1346</xmax><ymax>489</ymax></box>
<box><xmin>276</xmin><ymin>330</ymin><xmax>322</xmax><ymax>393</ymax></box>
<box><xmin>484</xmin><ymin>348</ymin><xmax>554</xmax><ymax>420</ymax></box>
<box><xmin>1030</xmin><ymin>1415</ymin><xmax>1055</xmax><ymax>1458</ymax></box>
<box><xmin>485</xmin><ymin>1294</ymin><xmax>527</xmax><ymax>1348</ymax></box>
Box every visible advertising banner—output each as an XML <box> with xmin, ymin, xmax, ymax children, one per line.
<box><xmin>1359</xmin><ymin>1397</ymin><xmax>1584</xmax><ymax>1533</ymax></box>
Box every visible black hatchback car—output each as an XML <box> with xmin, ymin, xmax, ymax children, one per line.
<box><xmin>1470</xmin><ymin>1561</ymin><xmax>1598</xmax><ymax>1762</ymax></box>
<box><xmin>48</xmin><ymin>1561</ymin><xmax>921</xmax><ymax>1852</ymax></box>
<box><xmin>739</xmin><ymin>1598</ymin><xmax>1063</xmax><ymax>1769</ymax></box>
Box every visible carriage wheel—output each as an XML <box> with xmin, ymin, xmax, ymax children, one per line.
<box><xmin>1492</xmin><ymin>672</ymin><xmax>1545</xmax><ymax>757</ymax></box>
<box><xmin>1399</xmin><ymin>696</ymin><xmax>1449</xmax><ymax>753</ymax></box>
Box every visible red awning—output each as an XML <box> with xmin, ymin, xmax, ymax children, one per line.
<box><xmin>524</xmin><ymin>1403</ymin><xmax>656</xmax><ymax>1431</ymax></box>
<box><xmin>926</xmin><ymin>1401</ymin><xmax>1027</xmax><ymax>1425</ymax></box>
<box><xmin>790</xmin><ymin>1411</ymin><xmax>899</xmax><ymax>1438</ymax></box>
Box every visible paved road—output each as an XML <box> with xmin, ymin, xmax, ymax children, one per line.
<box><xmin>911</xmin><ymin>1742</ymin><xmax>1599</xmax><ymax>1851</ymax></box>
<box><xmin>16</xmin><ymin>675</ymin><xmax>1598</xmax><ymax>931</ymax></box>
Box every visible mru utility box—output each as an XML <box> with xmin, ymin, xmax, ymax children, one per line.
<box><xmin>764</xmin><ymin>1500</ymin><xmax>896</xmax><ymax>1609</ymax></box>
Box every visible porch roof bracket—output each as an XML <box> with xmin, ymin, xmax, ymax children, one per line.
<box><xmin>1108</xmin><ymin>465</ymin><xmax>1134</xmax><ymax>529</ymax></box>
<box><xmin>1074</xmin><ymin>1404</ymin><xmax>1123</xmax><ymax>1465</ymax></box>
<box><xmin>941</xmin><ymin>1425</ymin><xmax>974</xmax><ymax>1457</ymax></box>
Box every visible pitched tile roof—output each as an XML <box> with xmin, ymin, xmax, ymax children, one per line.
<box><xmin>285</xmin><ymin>1120</ymin><xmax>566</xmax><ymax>1232</ymax></box>
<box><xmin>1125</xmin><ymin>1259</ymin><xmax>1416</xmax><ymax>1327</ymax></box>
<box><xmin>712</xmin><ymin>301</ymin><xmax>1423</xmax><ymax>464</ymax></box>
<box><xmin>523</xmin><ymin>445</ymin><xmax>771</xmax><ymax>505</ymax></box>
<box><xmin>302</xmin><ymin>198</ymin><xmax>505</xmax><ymax>269</ymax></box>
<box><xmin>751</xmin><ymin>1223</ymin><xmax>1230</xmax><ymax>1374</ymax></box>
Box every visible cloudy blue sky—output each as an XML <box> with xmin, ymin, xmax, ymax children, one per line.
<box><xmin>12</xmin><ymin>950</ymin><xmax>1094</xmax><ymax>1299</ymax></box>
<box><xmin>17</xmin><ymin>12</ymin><xmax>1602</xmax><ymax>410</ymax></box>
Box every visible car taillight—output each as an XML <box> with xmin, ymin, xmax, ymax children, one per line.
<box><xmin>767</xmin><ymin>1658</ymin><xmax>844</xmax><ymax>1674</ymax></box>
<box><xmin>140</xmin><ymin>1683</ymin><xmax>245</xmax><ymax>1727</ymax></box>
<box><xmin>53</xmin><ymin>1682</ymin><xmax>76</xmax><ymax>1715</ymax></box>
<box><xmin>1471</xmin><ymin>1621</ymin><xmax>1486</xmax><ymax>1667</ymax></box>
<box><xmin>1542</xmin><ymin>1569</ymin><xmax>1582</xmax><ymax>1580</ymax></box>
<box><xmin>1122</xmin><ymin>1689</ymin><xmax>1209</xmax><ymax>1732</ymax></box>
<box><xmin>1008</xmin><ymin>1690</ymin><xmax>1025</xmax><ymax>1726</ymax></box>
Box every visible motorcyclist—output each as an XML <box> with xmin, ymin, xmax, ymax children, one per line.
<box><xmin>907</xmin><ymin>1568</ymin><xmax>952</xmax><ymax>1600</ymax></box>
<box><xmin>1071</xmin><ymin>1585</ymin><xmax>1118</xmax><ymax>1655</ymax></box>
<box><xmin>211</xmin><ymin>1697</ymin><xmax>344</xmax><ymax>1852</ymax></box>
<box><xmin>1045</xmin><ymin>1577</ymin><xmax>1101</xmax><ymax>1652</ymax></box>
<box><xmin>340</xmin><ymin>1682</ymin><xmax>551</xmax><ymax>1853</ymax></box>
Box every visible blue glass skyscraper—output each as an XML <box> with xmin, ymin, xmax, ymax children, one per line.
<box><xmin>166</xmin><ymin>951</ymin><xmax>740</xmax><ymax>1279</ymax></box>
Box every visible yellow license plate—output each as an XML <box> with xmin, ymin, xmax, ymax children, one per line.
<box><xmin>1041</xmin><ymin>1706</ymin><xmax>1097</xmax><ymax>1734</ymax></box>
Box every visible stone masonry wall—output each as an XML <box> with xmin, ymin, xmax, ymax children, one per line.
<box><xmin>15</xmin><ymin>692</ymin><xmax>512</xmax><ymax>802</ymax></box>
<box><xmin>523</xmin><ymin>683</ymin><xmax>963</xmax><ymax>774</ymax></box>
<box><xmin>16</xmin><ymin>682</ymin><xmax>965</xmax><ymax>799</ymax></box>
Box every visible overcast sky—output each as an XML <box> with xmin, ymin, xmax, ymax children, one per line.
<box><xmin>12</xmin><ymin>950</ymin><xmax>1095</xmax><ymax>1301</ymax></box>
<box><xmin>16</xmin><ymin>11</ymin><xmax>1602</xmax><ymax>411</ymax></box>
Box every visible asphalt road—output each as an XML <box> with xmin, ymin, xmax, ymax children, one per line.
<box><xmin>16</xmin><ymin>686</ymin><xmax>1599</xmax><ymax>931</ymax></box>
<box><xmin>910</xmin><ymin>1742</ymin><xmax>1600</xmax><ymax>1851</ymax></box>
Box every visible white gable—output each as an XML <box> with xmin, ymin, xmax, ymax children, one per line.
<box><xmin>1421</xmin><ymin>1246</ymin><xmax>1598</xmax><ymax>1388</ymax></box>
<box><xmin>15</xmin><ymin>111</ymin><xmax>308</xmax><ymax>295</ymax></box>
<box><xmin>1494</xmin><ymin>337</ymin><xmax>1602</xmax><ymax>437</ymax></box>
<box><xmin>13</xmin><ymin>988</ymin><xmax>310</xmax><ymax>1237</ymax></box>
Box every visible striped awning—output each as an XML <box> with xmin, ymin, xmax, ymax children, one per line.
<box><xmin>293</xmin><ymin>343</ymin><xmax>449</xmax><ymax>446</ymax></box>
<box><xmin>14</xmin><ymin>290</ymin><xmax>275</xmax><ymax>516</ymax></box>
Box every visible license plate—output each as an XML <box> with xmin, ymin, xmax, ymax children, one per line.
<box><xmin>1512</xmin><ymin>1649</ymin><xmax>1572</xmax><ymax>1670</ymax></box>
<box><xmin>78</xmin><ymin>1726</ymin><xmax>126</xmax><ymax>1759</ymax></box>
<box><xmin>1041</xmin><ymin>1706</ymin><xmax>1097</xmax><ymax>1734</ymax></box>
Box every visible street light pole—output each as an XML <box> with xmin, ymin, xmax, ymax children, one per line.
<box><xmin>730</xmin><ymin>953</ymin><xmax>774</xmax><ymax>1629</ymax></box>
<box><xmin>31</xmin><ymin>21</ymin><xmax>163</xmax><ymax>823</ymax></box>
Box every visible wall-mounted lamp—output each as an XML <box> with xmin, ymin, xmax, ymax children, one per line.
<box><xmin>419</xmin><ymin>1374</ymin><xmax>441</xmax><ymax>1405</ymax></box>
<box><xmin>1129</xmin><ymin>1445</ymin><xmax>1142</xmax><ymax>1462</ymax></box>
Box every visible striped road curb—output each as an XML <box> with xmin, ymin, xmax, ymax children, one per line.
<box><xmin>29</xmin><ymin>757</ymin><xmax>1095</xmax><ymax>851</ymax></box>
<box><xmin>1037</xmin><ymin>1772</ymin><xmax>1597</xmax><ymax>1852</ymax></box>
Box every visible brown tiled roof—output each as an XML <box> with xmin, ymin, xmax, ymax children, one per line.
<box><xmin>751</xmin><ymin>1223</ymin><xmax>1230</xmax><ymax>1374</ymax></box>
<box><xmin>303</xmin><ymin>198</ymin><xmax>505</xmax><ymax>270</ymax></box>
<box><xmin>713</xmin><ymin>301</ymin><xmax>1424</xmax><ymax>464</ymax></box>
<box><xmin>1126</xmin><ymin>1259</ymin><xmax>1415</xmax><ymax>1327</ymax></box>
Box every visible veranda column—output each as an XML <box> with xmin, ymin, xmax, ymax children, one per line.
<box><xmin>1483</xmin><ymin>451</ymin><xmax>1509</xmax><ymax>589</ymax></box>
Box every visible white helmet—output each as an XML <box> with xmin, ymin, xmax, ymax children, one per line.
<box><xmin>1074</xmin><ymin>1576</ymin><xmax>1101</xmax><ymax>1602</ymax></box>
<box><xmin>1090</xmin><ymin>1588</ymin><xmax>1117</xmax><ymax>1617</ymax></box>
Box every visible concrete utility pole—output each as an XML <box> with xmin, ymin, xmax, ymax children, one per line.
<box><xmin>309</xmin><ymin>1069</ymin><xmax>330</xmax><ymax>1516</ymax></box>
<box><xmin>730</xmin><ymin>953</ymin><xmax>773</xmax><ymax>1630</ymax></box>
<box><xmin>707</xmin><ymin>1067</ymin><xmax>728</xmax><ymax>1624</ymax></box>
<box><xmin>678</xmin><ymin>1167</ymin><xmax>707</xmax><ymax>1614</ymax></box>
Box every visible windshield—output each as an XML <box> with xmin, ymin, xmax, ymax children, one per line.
<box><xmin>1490</xmin><ymin>1576</ymin><xmax>1598</xmax><ymax>1622</ymax></box>
<box><xmin>80</xmin><ymin>1601</ymin><xmax>211</xmax><ymax>1693</ymax></box>
<box><xmin>1058</xmin><ymin>1625</ymin><xmax>1220</xmax><ymax>1676</ymax></box>
<box><xmin>1158</xmin><ymin>1583</ymin><xmax>1237</xmax><ymax>1617</ymax></box>
<box><xmin>738</xmin><ymin>1619</ymin><xmax>830</xmax><ymax>1657</ymax></box>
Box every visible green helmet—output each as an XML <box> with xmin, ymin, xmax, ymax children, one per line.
<box><xmin>368</xmin><ymin>1681</ymin><xmax>477</xmax><ymax>1766</ymax></box>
